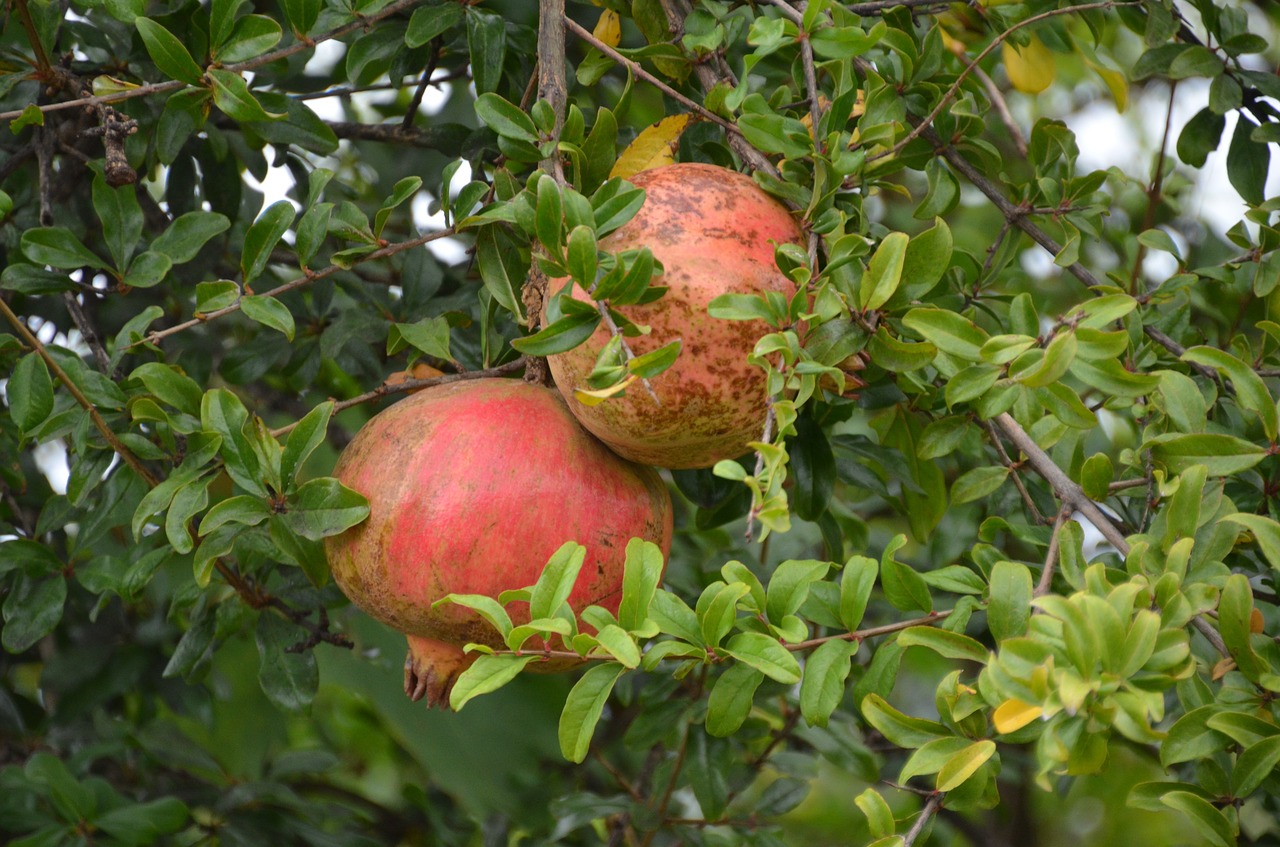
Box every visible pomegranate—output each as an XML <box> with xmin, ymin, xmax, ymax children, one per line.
<box><xmin>324</xmin><ymin>379</ymin><xmax>673</xmax><ymax>708</ymax></box>
<box><xmin>546</xmin><ymin>162</ymin><xmax>804</xmax><ymax>469</ymax></box>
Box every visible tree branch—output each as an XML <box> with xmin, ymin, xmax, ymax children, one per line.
<box><xmin>0</xmin><ymin>298</ymin><xmax>159</xmax><ymax>488</ymax></box>
<box><xmin>538</xmin><ymin>0</ymin><xmax>569</xmax><ymax>183</ymax></box>
<box><xmin>136</xmin><ymin>227</ymin><xmax>458</xmax><ymax>348</ymax></box>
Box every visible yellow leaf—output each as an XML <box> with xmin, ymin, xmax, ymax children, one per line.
<box><xmin>593</xmin><ymin>9</ymin><xmax>621</xmax><ymax>48</ymax></box>
<box><xmin>1003</xmin><ymin>36</ymin><xmax>1056</xmax><ymax>95</ymax></box>
<box><xmin>574</xmin><ymin>375</ymin><xmax>635</xmax><ymax>407</ymax></box>
<box><xmin>610</xmin><ymin>114</ymin><xmax>693</xmax><ymax>180</ymax></box>
<box><xmin>1082</xmin><ymin>55</ymin><xmax>1129</xmax><ymax>113</ymax></box>
<box><xmin>993</xmin><ymin>697</ymin><xmax>1043</xmax><ymax>733</ymax></box>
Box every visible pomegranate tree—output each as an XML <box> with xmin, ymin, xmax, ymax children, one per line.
<box><xmin>546</xmin><ymin>162</ymin><xmax>804</xmax><ymax>469</ymax></box>
<box><xmin>324</xmin><ymin>379</ymin><xmax>673</xmax><ymax>708</ymax></box>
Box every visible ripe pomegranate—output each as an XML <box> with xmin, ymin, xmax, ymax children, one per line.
<box><xmin>324</xmin><ymin>379</ymin><xmax>673</xmax><ymax>708</ymax></box>
<box><xmin>546</xmin><ymin>162</ymin><xmax>804</xmax><ymax>469</ymax></box>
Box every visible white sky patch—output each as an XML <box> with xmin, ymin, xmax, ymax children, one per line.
<box><xmin>1065</xmin><ymin>79</ymin><xmax>1280</xmax><ymax>237</ymax></box>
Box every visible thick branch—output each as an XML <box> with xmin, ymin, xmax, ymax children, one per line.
<box><xmin>538</xmin><ymin>0</ymin><xmax>568</xmax><ymax>183</ymax></box>
<box><xmin>993</xmin><ymin>412</ymin><xmax>1130</xmax><ymax>554</ymax></box>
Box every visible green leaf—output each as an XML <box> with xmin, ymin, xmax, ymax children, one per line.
<box><xmin>902</xmin><ymin>308</ymin><xmax>988</xmax><ymax>360</ymax></box>
<box><xmin>255</xmin><ymin>613</ymin><xmax>318</xmax><ymax>710</ymax></box>
<box><xmin>650</xmin><ymin>589</ymin><xmax>702</xmax><ymax>645</ymax></box>
<box><xmin>209</xmin><ymin>68</ymin><xmax>285</xmax><ymax>122</ymax></box>
<box><xmin>896</xmin><ymin>218</ymin><xmax>953</xmax><ymax>302</ymax></box>
<box><xmin>8</xmin><ymin>353</ymin><xmax>55</xmax><ymax>434</ymax></box>
<box><xmin>21</xmin><ymin>227</ymin><xmax>109</xmax><ymax>270</ymax></box>
<box><xmin>592</xmin><ymin>624</ymin><xmax>641</xmax><ymax>668</ymax></box>
<box><xmin>936</xmin><ymin>740</ymin><xmax>995</xmax><ymax>792</ymax></box>
<box><xmin>199</xmin><ymin>494</ymin><xmax>271</xmax><ymax>535</ymax></box>
<box><xmin>450</xmin><ymin>655</ymin><xmax>536</xmax><ymax>710</ymax></box>
<box><xmin>1222</xmin><ymin>513</ymin><xmax>1280</xmax><ymax>574</ymax></box>
<box><xmin>95</xmin><ymin>798</ymin><xmax>190</xmax><ymax>843</ymax></box>
<box><xmin>1146</xmin><ymin>433</ymin><xmax>1266</xmax><ymax>476</ymax></box>
<box><xmin>897</xmin><ymin>626</ymin><xmax>987</xmax><ymax>664</ymax></box>
<box><xmin>240</xmin><ymin>295</ymin><xmax>296</xmax><ymax>340</ymax></box>
<box><xmin>1177</xmin><ymin>107</ymin><xmax>1225</xmax><ymax>168</ymax></box>
<box><xmin>196</xmin><ymin>280</ymin><xmax>240</xmax><ymax>313</ymax></box>
<box><xmin>839</xmin><ymin>555</ymin><xmax>877</xmax><ymax>631</ymax></box>
<box><xmin>215</xmin><ymin>14</ymin><xmax>282</xmax><ymax>63</ymax></box>
<box><xmin>153</xmin><ymin>211</ymin><xmax>230</xmax><ymax>263</ymax></box>
<box><xmin>124</xmin><ymin>251</ymin><xmax>173</xmax><ymax>289</ymax></box>
<box><xmin>131</xmin><ymin>362</ymin><xmax>203</xmax><ymax>416</ymax></box>
<box><xmin>706</xmin><ymin>663</ymin><xmax>764</xmax><ymax>737</ymax></box>
<box><xmin>914</xmin><ymin>156</ymin><xmax>959</xmax><ymax>219</ymax></box>
<box><xmin>388</xmin><ymin>316</ymin><xmax>452</xmax><ymax>361</ymax></box>
<box><xmin>2</xmin><ymin>575</ymin><xmax>67</xmax><ymax>653</ymax></box>
<box><xmin>618</xmin><ymin>538</ymin><xmax>664</xmax><ymax>632</ymax></box>
<box><xmin>281</xmin><ymin>401</ymin><xmax>332</xmax><ymax>487</ymax></box>
<box><xmin>1081</xmin><ymin>453</ymin><xmax>1114</xmax><ymax>501</ymax></box>
<box><xmin>987</xmin><ymin>560</ymin><xmax>1032</xmax><ymax>641</ymax></box>
<box><xmin>950</xmin><ymin>465</ymin><xmax>1009</xmax><ymax>504</ymax></box>
<box><xmin>861</xmin><ymin>693</ymin><xmax>948</xmax><ymax>748</ymax></box>
<box><xmin>1162</xmin><ymin>705</ymin><xmax>1233</xmax><ymax>767</ymax></box>
<box><xmin>433</xmin><ymin>594</ymin><xmax>513</xmax><ymax>637</ymax></box>
<box><xmin>530</xmin><ymin>542</ymin><xmax>587</xmax><ymax>620</ymax></box>
<box><xmin>766</xmin><ymin>559</ymin><xmax>829</xmax><ymax>626</ymax></box>
<box><xmin>474</xmin><ymin>92</ymin><xmax>538</xmax><ymax>143</ymax></box>
<box><xmin>1182</xmin><ymin>346</ymin><xmax>1278</xmax><ymax>440</ymax></box>
<box><xmin>723</xmin><ymin>632</ymin><xmax>802</xmax><ymax>684</ymax></box>
<box><xmin>282</xmin><ymin>478</ymin><xmax>370</xmax><ymax>540</ymax></box>
<box><xmin>1219</xmin><ymin>573</ymin><xmax>1265</xmax><ymax>680</ymax></box>
<box><xmin>856</xmin><ymin>789</ymin><xmax>896</xmax><ymax>840</ymax></box>
<box><xmin>1159</xmin><ymin>791</ymin><xmax>1236</xmax><ymax>847</ymax></box>
<box><xmin>698</xmin><ymin>581</ymin><xmax>750</xmax><ymax>647</ymax></box>
<box><xmin>626</xmin><ymin>339</ymin><xmax>681</xmax><ymax>381</ymax></box>
<box><xmin>136</xmin><ymin>17</ymin><xmax>205</xmax><ymax>85</ymax></box>
<box><xmin>510</xmin><ymin>311</ymin><xmax>601</xmax><ymax>356</ymax></box>
<box><xmin>881</xmin><ymin>545</ymin><xmax>933</xmax><ymax>613</ymax></box>
<box><xmin>867</xmin><ymin>328</ymin><xmax>936</xmax><ymax>372</ymax></box>
<box><xmin>10</xmin><ymin>103</ymin><xmax>44</xmax><ymax>132</ymax></box>
<box><xmin>280</xmin><ymin>0</ymin><xmax>321</xmax><ymax>36</ymax></box>
<box><xmin>559</xmin><ymin>664</ymin><xmax>626</xmax><ymax>762</ymax></box>
<box><xmin>241</xmin><ymin>200</ymin><xmax>295</xmax><ymax>283</ymax></box>
<box><xmin>800</xmin><ymin>639</ymin><xmax>856</xmax><ymax>728</ymax></box>
<box><xmin>1068</xmin><ymin>357</ymin><xmax>1160</xmax><ymax>397</ymax></box>
<box><xmin>1231</xmin><ymin>735</ymin><xmax>1280</xmax><ymax>797</ymax></box>
<box><xmin>93</xmin><ymin>173</ymin><xmax>144</xmax><ymax>270</ymax></box>
<box><xmin>1228</xmin><ymin>115</ymin><xmax>1270</xmax><ymax>207</ymax></box>
<box><xmin>860</xmin><ymin>232</ymin><xmax>908</xmax><ymax>311</ymax></box>
<box><xmin>474</xmin><ymin>226</ymin><xmax>526</xmax><ymax>320</ymax></box>
<box><xmin>466</xmin><ymin>7</ymin><xmax>506</xmax><ymax>94</ymax></box>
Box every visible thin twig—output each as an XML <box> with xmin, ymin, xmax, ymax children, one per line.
<box><xmin>973</xmin><ymin>65</ymin><xmax>1027</xmax><ymax>158</ymax></box>
<box><xmin>984</xmin><ymin>419</ymin><xmax>1046</xmax><ymax>525</ymax></box>
<box><xmin>401</xmin><ymin>40</ymin><xmax>444</xmax><ymax>130</ymax></box>
<box><xmin>563</xmin><ymin>16</ymin><xmax>736</xmax><ymax>134</ymax></box>
<box><xmin>903</xmin><ymin>793</ymin><xmax>945</xmax><ymax>847</ymax></box>
<box><xmin>1127</xmin><ymin>82</ymin><xmax>1178</xmax><ymax>293</ymax></box>
<box><xmin>136</xmin><ymin>227</ymin><xmax>458</xmax><ymax>348</ymax></box>
<box><xmin>1036</xmin><ymin>509</ymin><xmax>1070</xmax><ymax>597</ymax></box>
<box><xmin>874</xmin><ymin>1</ymin><xmax>1138</xmax><ymax>162</ymax></box>
<box><xmin>61</xmin><ymin>292</ymin><xmax>112</xmax><ymax>375</ymax></box>
<box><xmin>0</xmin><ymin>298</ymin><xmax>159</xmax><ymax>487</ymax></box>
<box><xmin>0</xmin><ymin>0</ymin><xmax>426</xmax><ymax>122</ymax></box>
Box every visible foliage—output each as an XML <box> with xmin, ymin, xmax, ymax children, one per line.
<box><xmin>4</xmin><ymin>0</ymin><xmax>1280</xmax><ymax>844</ymax></box>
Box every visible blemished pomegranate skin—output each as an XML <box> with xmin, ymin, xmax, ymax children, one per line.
<box><xmin>547</xmin><ymin>163</ymin><xmax>805</xmax><ymax>469</ymax></box>
<box><xmin>324</xmin><ymin>378</ymin><xmax>672</xmax><ymax>707</ymax></box>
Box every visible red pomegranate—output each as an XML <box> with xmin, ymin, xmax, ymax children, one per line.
<box><xmin>324</xmin><ymin>379</ymin><xmax>673</xmax><ymax>708</ymax></box>
<box><xmin>546</xmin><ymin>162</ymin><xmax>804</xmax><ymax>469</ymax></box>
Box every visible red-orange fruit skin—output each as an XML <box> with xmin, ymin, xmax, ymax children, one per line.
<box><xmin>323</xmin><ymin>379</ymin><xmax>673</xmax><ymax>706</ymax></box>
<box><xmin>546</xmin><ymin>162</ymin><xmax>804</xmax><ymax>469</ymax></box>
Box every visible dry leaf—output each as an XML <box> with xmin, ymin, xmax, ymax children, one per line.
<box><xmin>593</xmin><ymin>9</ymin><xmax>621</xmax><ymax>48</ymax></box>
<box><xmin>385</xmin><ymin>362</ymin><xmax>446</xmax><ymax>394</ymax></box>
<box><xmin>610</xmin><ymin>114</ymin><xmax>693</xmax><ymax>180</ymax></box>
